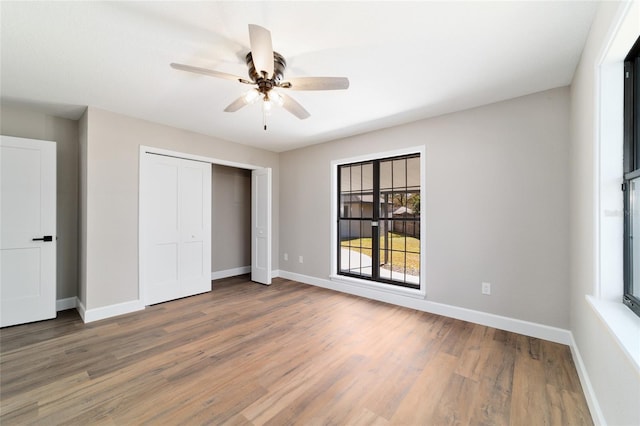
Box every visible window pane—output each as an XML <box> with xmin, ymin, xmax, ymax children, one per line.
<box><xmin>408</xmin><ymin>223</ymin><xmax>420</xmax><ymax>250</ymax></box>
<box><xmin>392</xmin><ymin>192</ymin><xmax>407</xmax><ymax>214</ymax></box>
<box><xmin>340</xmin><ymin>219</ymin><xmax>358</xmax><ymax>241</ymax></box>
<box><xmin>392</xmin><ymin>159</ymin><xmax>406</xmax><ymax>188</ymax></box>
<box><xmin>341</xmin><ymin>203</ymin><xmax>350</xmax><ymax>218</ymax></box>
<box><xmin>408</xmin><ymin>192</ymin><xmax>420</xmax><ymax>215</ymax></box>
<box><xmin>339</xmin><ymin>220</ymin><xmax>372</xmax><ymax>277</ymax></box>
<box><xmin>362</xmin><ymin>163</ymin><xmax>373</xmax><ymax>191</ymax></box>
<box><xmin>354</xmin><ymin>199</ymin><xmax>364</xmax><ymax>218</ymax></box>
<box><xmin>379</xmin><ymin>193</ymin><xmax>391</xmax><ymax>220</ymax></box>
<box><xmin>350</xmin><ymin>164</ymin><xmax>362</xmax><ymax>191</ymax></box>
<box><xmin>406</xmin><ymin>156</ymin><xmax>420</xmax><ymax>188</ymax></box>
<box><xmin>340</xmin><ymin>166</ymin><xmax>351</xmax><ymax>192</ymax></box>
<box><xmin>362</xmin><ymin>194</ymin><xmax>374</xmax><ymax>218</ymax></box>
<box><xmin>380</xmin><ymin>161</ymin><xmax>392</xmax><ymax>191</ymax></box>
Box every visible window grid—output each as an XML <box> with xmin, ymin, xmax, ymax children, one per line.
<box><xmin>338</xmin><ymin>153</ymin><xmax>420</xmax><ymax>289</ymax></box>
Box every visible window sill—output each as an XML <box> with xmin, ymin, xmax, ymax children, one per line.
<box><xmin>330</xmin><ymin>274</ymin><xmax>425</xmax><ymax>299</ymax></box>
<box><xmin>586</xmin><ymin>295</ymin><xmax>640</xmax><ymax>373</ymax></box>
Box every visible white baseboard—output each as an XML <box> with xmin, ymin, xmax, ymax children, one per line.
<box><xmin>76</xmin><ymin>267</ymin><xmax>276</xmax><ymax>323</ymax></box>
<box><xmin>279</xmin><ymin>270</ymin><xmax>572</xmax><ymax>345</ymax></box>
<box><xmin>271</xmin><ymin>269</ymin><xmax>280</xmax><ymax>279</ymax></box>
<box><xmin>211</xmin><ymin>266</ymin><xmax>251</xmax><ymax>280</ymax></box>
<box><xmin>76</xmin><ymin>299</ymin><xmax>87</xmax><ymax>322</ymax></box>
<box><xmin>568</xmin><ymin>333</ymin><xmax>606</xmax><ymax>426</ymax></box>
<box><xmin>78</xmin><ymin>299</ymin><xmax>145</xmax><ymax>323</ymax></box>
<box><xmin>56</xmin><ymin>297</ymin><xmax>77</xmax><ymax>311</ymax></box>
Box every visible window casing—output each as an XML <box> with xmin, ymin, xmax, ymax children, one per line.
<box><xmin>337</xmin><ymin>153</ymin><xmax>421</xmax><ymax>289</ymax></box>
<box><xmin>623</xmin><ymin>35</ymin><xmax>640</xmax><ymax>317</ymax></box>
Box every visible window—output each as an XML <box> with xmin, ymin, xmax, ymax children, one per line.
<box><xmin>337</xmin><ymin>153</ymin><xmax>421</xmax><ymax>289</ymax></box>
<box><xmin>623</xmin><ymin>35</ymin><xmax>640</xmax><ymax>317</ymax></box>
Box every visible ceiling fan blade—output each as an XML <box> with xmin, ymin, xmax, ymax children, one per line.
<box><xmin>223</xmin><ymin>96</ymin><xmax>249</xmax><ymax>112</ymax></box>
<box><xmin>281</xmin><ymin>93</ymin><xmax>310</xmax><ymax>119</ymax></box>
<box><xmin>170</xmin><ymin>63</ymin><xmax>251</xmax><ymax>84</ymax></box>
<box><xmin>248</xmin><ymin>24</ymin><xmax>274</xmax><ymax>78</ymax></box>
<box><xmin>281</xmin><ymin>77</ymin><xmax>350</xmax><ymax>91</ymax></box>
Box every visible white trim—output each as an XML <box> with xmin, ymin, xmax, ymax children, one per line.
<box><xmin>594</xmin><ymin>0</ymin><xmax>636</xmax><ymax>301</ymax></box>
<box><xmin>330</xmin><ymin>274</ymin><xmax>424</xmax><ymax>298</ymax></box>
<box><xmin>76</xmin><ymin>299</ymin><xmax>87</xmax><ymax>322</ymax></box>
<box><xmin>581</xmin><ymin>4</ymin><xmax>640</xmax><ymax>425</ymax></box>
<box><xmin>139</xmin><ymin>145</ymin><xmax>262</xmax><ymax>171</ymax></box>
<box><xmin>330</xmin><ymin>145</ymin><xmax>427</xmax><ymax>297</ymax></box>
<box><xmin>271</xmin><ymin>269</ymin><xmax>280</xmax><ymax>278</ymax></box>
<box><xmin>139</xmin><ymin>150</ymin><xmax>148</xmax><ymax>306</ymax></box>
<box><xmin>280</xmin><ymin>270</ymin><xmax>571</xmax><ymax>345</ymax></box>
<box><xmin>80</xmin><ymin>300</ymin><xmax>145</xmax><ymax>323</ymax></box>
<box><xmin>568</xmin><ymin>332</ymin><xmax>607</xmax><ymax>426</ymax></box>
<box><xmin>330</xmin><ymin>145</ymin><xmax>427</xmax><ymax>167</ymax></box>
<box><xmin>56</xmin><ymin>297</ymin><xmax>77</xmax><ymax>311</ymax></box>
<box><xmin>211</xmin><ymin>266</ymin><xmax>251</xmax><ymax>280</ymax></box>
<box><xmin>596</xmin><ymin>59</ymin><xmax>625</xmax><ymax>302</ymax></box>
<box><xmin>586</xmin><ymin>295</ymin><xmax>640</xmax><ymax>374</ymax></box>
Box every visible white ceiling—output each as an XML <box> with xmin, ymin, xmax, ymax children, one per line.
<box><xmin>1</xmin><ymin>1</ymin><xmax>598</xmax><ymax>153</ymax></box>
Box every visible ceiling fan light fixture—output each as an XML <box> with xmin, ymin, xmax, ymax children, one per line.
<box><xmin>244</xmin><ymin>89</ymin><xmax>260</xmax><ymax>104</ymax></box>
<box><xmin>262</xmin><ymin>99</ymin><xmax>273</xmax><ymax>114</ymax></box>
<box><xmin>269</xmin><ymin>90</ymin><xmax>284</xmax><ymax>107</ymax></box>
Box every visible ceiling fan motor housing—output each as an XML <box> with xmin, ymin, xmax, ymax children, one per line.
<box><xmin>246</xmin><ymin>51</ymin><xmax>286</xmax><ymax>94</ymax></box>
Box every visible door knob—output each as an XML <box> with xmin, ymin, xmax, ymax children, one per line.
<box><xmin>32</xmin><ymin>236</ymin><xmax>53</xmax><ymax>242</ymax></box>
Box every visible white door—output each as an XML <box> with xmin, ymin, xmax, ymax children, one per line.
<box><xmin>141</xmin><ymin>153</ymin><xmax>211</xmax><ymax>305</ymax></box>
<box><xmin>1</xmin><ymin>135</ymin><xmax>56</xmax><ymax>327</ymax></box>
<box><xmin>251</xmin><ymin>168</ymin><xmax>271</xmax><ymax>284</ymax></box>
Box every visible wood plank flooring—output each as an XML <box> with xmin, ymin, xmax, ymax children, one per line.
<box><xmin>0</xmin><ymin>276</ymin><xmax>593</xmax><ymax>425</ymax></box>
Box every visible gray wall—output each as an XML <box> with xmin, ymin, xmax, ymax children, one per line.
<box><xmin>82</xmin><ymin>107</ymin><xmax>279</xmax><ymax>309</ymax></box>
<box><xmin>212</xmin><ymin>164</ymin><xmax>251</xmax><ymax>272</ymax></box>
<box><xmin>279</xmin><ymin>87</ymin><xmax>570</xmax><ymax>328</ymax></box>
<box><xmin>0</xmin><ymin>103</ymin><xmax>80</xmax><ymax>301</ymax></box>
<box><xmin>569</xmin><ymin>2</ymin><xmax>640</xmax><ymax>425</ymax></box>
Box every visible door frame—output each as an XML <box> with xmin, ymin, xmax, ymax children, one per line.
<box><xmin>138</xmin><ymin>146</ymin><xmax>272</xmax><ymax>303</ymax></box>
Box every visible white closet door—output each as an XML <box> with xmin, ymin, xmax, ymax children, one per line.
<box><xmin>251</xmin><ymin>168</ymin><xmax>271</xmax><ymax>285</ymax></box>
<box><xmin>1</xmin><ymin>136</ymin><xmax>57</xmax><ymax>327</ymax></box>
<box><xmin>141</xmin><ymin>153</ymin><xmax>211</xmax><ymax>305</ymax></box>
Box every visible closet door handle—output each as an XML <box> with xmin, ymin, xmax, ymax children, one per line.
<box><xmin>32</xmin><ymin>236</ymin><xmax>53</xmax><ymax>242</ymax></box>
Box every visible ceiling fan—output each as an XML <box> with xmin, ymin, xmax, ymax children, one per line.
<box><xmin>171</xmin><ymin>24</ymin><xmax>350</xmax><ymax>130</ymax></box>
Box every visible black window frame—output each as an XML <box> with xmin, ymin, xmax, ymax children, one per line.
<box><xmin>623</xmin><ymin>35</ymin><xmax>640</xmax><ymax>317</ymax></box>
<box><xmin>337</xmin><ymin>153</ymin><xmax>421</xmax><ymax>290</ymax></box>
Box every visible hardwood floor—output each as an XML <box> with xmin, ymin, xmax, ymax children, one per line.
<box><xmin>0</xmin><ymin>276</ymin><xmax>593</xmax><ymax>425</ymax></box>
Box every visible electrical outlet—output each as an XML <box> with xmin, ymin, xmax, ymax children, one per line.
<box><xmin>284</xmin><ymin>253</ymin><xmax>288</xmax><ymax>261</ymax></box>
<box><xmin>482</xmin><ymin>282</ymin><xmax>491</xmax><ymax>295</ymax></box>
<box><xmin>298</xmin><ymin>255</ymin><xmax>303</xmax><ymax>264</ymax></box>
